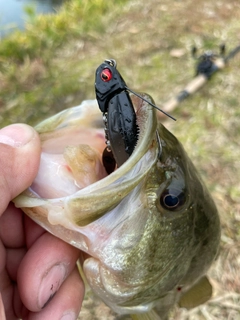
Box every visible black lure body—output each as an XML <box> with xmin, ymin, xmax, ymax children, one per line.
<box><xmin>95</xmin><ymin>60</ymin><xmax>139</xmax><ymax>173</ymax></box>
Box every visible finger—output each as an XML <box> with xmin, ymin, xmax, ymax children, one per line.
<box><xmin>0</xmin><ymin>293</ymin><xmax>6</xmax><ymax>320</ymax></box>
<box><xmin>0</xmin><ymin>124</ymin><xmax>41</xmax><ymax>213</ymax></box>
<box><xmin>17</xmin><ymin>232</ymin><xmax>81</xmax><ymax>312</ymax></box>
<box><xmin>6</xmin><ymin>247</ymin><xmax>26</xmax><ymax>281</ymax></box>
<box><xmin>0</xmin><ymin>239</ymin><xmax>6</xmax><ymax>273</ymax></box>
<box><xmin>0</xmin><ymin>269</ymin><xmax>16</xmax><ymax>320</ymax></box>
<box><xmin>13</xmin><ymin>285</ymin><xmax>28</xmax><ymax>320</ymax></box>
<box><xmin>0</xmin><ymin>204</ymin><xmax>46</xmax><ymax>250</ymax></box>
<box><xmin>0</xmin><ymin>203</ymin><xmax>25</xmax><ymax>248</ymax></box>
<box><xmin>27</xmin><ymin>267</ymin><xmax>84</xmax><ymax>320</ymax></box>
<box><xmin>24</xmin><ymin>215</ymin><xmax>46</xmax><ymax>249</ymax></box>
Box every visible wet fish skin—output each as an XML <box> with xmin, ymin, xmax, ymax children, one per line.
<box><xmin>82</xmin><ymin>117</ymin><xmax>220</xmax><ymax>317</ymax></box>
<box><xmin>13</xmin><ymin>96</ymin><xmax>220</xmax><ymax>318</ymax></box>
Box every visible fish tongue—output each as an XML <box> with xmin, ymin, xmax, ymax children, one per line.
<box><xmin>63</xmin><ymin>144</ymin><xmax>107</xmax><ymax>187</ymax></box>
<box><xmin>31</xmin><ymin>144</ymin><xmax>107</xmax><ymax>199</ymax></box>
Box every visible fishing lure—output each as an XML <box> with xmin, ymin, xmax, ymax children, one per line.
<box><xmin>95</xmin><ymin>59</ymin><xmax>138</xmax><ymax>173</ymax></box>
<box><xmin>95</xmin><ymin>59</ymin><xmax>175</xmax><ymax>174</ymax></box>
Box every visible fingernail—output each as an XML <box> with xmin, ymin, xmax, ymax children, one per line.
<box><xmin>0</xmin><ymin>124</ymin><xmax>35</xmax><ymax>148</ymax></box>
<box><xmin>38</xmin><ymin>264</ymin><xmax>67</xmax><ymax>309</ymax></box>
<box><xmin>60</xmin><ymin>311</ymin><xmax>77</xmax><ymax>320</ymax></box>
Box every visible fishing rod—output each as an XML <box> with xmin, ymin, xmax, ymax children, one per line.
<box><xmin>161</xmin><ymin>44</ymin><xmax>240</xmax><ymax>114</ymax></box>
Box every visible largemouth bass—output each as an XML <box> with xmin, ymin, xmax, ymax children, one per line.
<box><xmin>14</xmin><ymin>74</ymin><xmax>220</xmax><ymax>319</ymax></box>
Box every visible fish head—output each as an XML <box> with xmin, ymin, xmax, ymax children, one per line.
<box><xmin>13</xmin><ymin>94</ymin><xmax>220</xmax><ymax>315</ymax></box>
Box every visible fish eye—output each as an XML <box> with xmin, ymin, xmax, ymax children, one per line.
<box><xmin>101</xmin><ymin>68</ymin><xmax>112</xmax><ymax>82</ymax></box>
<box><xmin>160</xmin><ymin>188</ymin><xmax>186</xmax><ymax>211</ymax></box>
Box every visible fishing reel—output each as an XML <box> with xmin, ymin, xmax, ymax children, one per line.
<box><xmin>192</xmin><ymin>44</ymin><xmax>226</xmax><ymax>78</ymax></box>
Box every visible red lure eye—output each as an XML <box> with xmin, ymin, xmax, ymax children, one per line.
<box><xmin>101</xmin><ymin>68</ymin><xmax>112</xmax><ymax>82</ymax></box>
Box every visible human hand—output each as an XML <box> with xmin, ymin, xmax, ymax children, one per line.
<box><xmin>0</xmin><ymin>124</ymin><xmax>84</xmax><ymax>320</ymax></box>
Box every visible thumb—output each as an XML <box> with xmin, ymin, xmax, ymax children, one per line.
<box><xmin>0</xmin><ymin>124</ymin><xmax>41</xmax><ymax>213</ymax></box>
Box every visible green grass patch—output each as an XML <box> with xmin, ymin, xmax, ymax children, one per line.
<box><xmin>0</xmin><ymin>0</ymin><xmax>127</xmax><ymax>62</ymax></box>
<box><xmin>0</xmin><ymin>0</ymin><xmax>128</xmax><ymax>126</ymax></box>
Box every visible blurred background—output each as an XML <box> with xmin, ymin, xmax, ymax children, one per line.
<box><xmin>0</xmin><ymin>0</ymin><xmax>65</xmax><ymax>37</ymax></box>
<box><xmin>0</xmin><ymin>0</ymin><xmax>240</xmax><ymax>319</ymax></box>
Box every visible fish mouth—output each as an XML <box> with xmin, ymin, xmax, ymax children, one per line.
<box><xmin>14</xmin><ymin>95</ymin><xmax>158</xmax><ymax>227</ymax></box>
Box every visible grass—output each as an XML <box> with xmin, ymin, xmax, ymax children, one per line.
<box><xmin>0</xmin><ymin>0</ymin><xmax>128</xmax><ymax>125</ymax></box>
<box><xmin>1</xmin><ymin>0</ymin><xmax>240</xmax><ymax>319</ymax></box>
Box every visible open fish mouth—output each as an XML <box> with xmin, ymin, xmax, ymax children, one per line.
<box><xmin>14</xmin><ymin>94</ymin><xmax>158</xmax><ymax>233</ymax></box>
<box><xmin>14</xmin><ymin>58</ymin><xmax>160</xmax><ymax>247</ymax></box>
